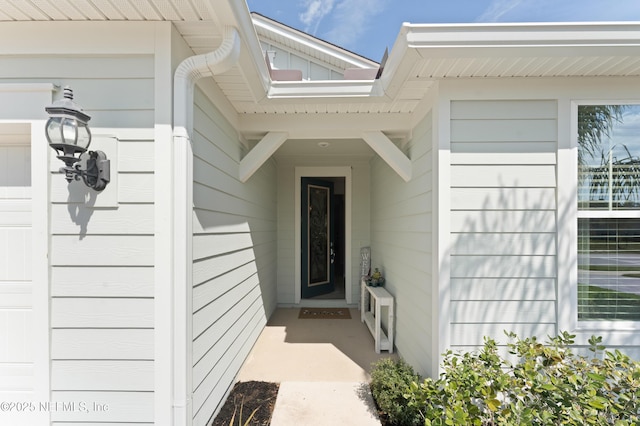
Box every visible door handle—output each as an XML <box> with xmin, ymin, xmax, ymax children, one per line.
<box><xmin>330</xmin><ymin>241</ymin><xmax>335</xmax><ymax>264</ymax></box>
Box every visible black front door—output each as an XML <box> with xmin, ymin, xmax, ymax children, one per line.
<box><xmin>301</xmin><ymin>177</ymin><xmax>335</xmax><ymax>298</ymax></box>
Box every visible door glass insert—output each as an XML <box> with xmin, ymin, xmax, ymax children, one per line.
<box><xmin>308</xmin><ymin>184</ymin><xmax>330</xmax><ymax>286</ymax></box>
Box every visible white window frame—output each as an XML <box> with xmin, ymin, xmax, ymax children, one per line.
<box><xmin>562</xmin><ymin>100</ymin><xmax>640</xmax><ymax>336</ymax></box>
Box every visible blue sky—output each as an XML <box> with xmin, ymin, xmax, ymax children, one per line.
<box><xmin>246</xmin><ymin>0</ymin><xmax>640</xmax><ymax>61</ymax></box>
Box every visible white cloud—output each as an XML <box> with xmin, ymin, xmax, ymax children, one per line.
<box><xmin>299</xmin><ymin>0</ymin><xmax>336</xmax><ymax>34</ymax></box>
<box><xmin>322</xmin><ymin>0</ymin><xmax>387</xmax><ymax>50</ymax></box>
<box><xmin>477</xmin><ymin>0</ymin><xmax>526</xmax><ymax>22</ymax></box>
<box><xmin>477</xmin><ymin>0</ymin><xmax>640</xmax><ymax>22</ymax></box>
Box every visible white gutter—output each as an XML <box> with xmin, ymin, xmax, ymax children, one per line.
<box><xmin>172</xmin><ymin>25</ymin><xmax>240</xmax><ymax>426</ymax></box>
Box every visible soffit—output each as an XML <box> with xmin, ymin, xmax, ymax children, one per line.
<box><xmin>226</xmin><ymin>22</ymin><xmax>640</xmax><ymax>121</ymax></box>
<box><xmin>0</xmin><ymin>0</ymin><xmax>229</xmax><ymax>55</ymax></box>
<box><xmin>0</xmin><ymin>0</ymin><xmax>217</xmax><ymax>21</ymax></box>
<box><xmin>404</xmin><ymin>22</ymin><xmax>640</xmax><ymax>79</ymax></box>
<box><xmin>5</xmin><ymin>3</ymin><xmax>640</xmax><ymax>131</ymax></box>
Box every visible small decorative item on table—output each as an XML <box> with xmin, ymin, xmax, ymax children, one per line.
<box><xmin>365</xmin><ymin>267</ymin><xmax>385</xmax><ymax>287</ymax></box>
<box><xmin>360</xmin><ymin>247</ymin><xmax>371</xmax><ymax>278</ymax></box>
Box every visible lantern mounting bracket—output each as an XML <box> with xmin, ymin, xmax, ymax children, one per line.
<box><xmin>59</xmin><ymin>149</ymin><xmax>110</xmax><ymax>192</ymax></box>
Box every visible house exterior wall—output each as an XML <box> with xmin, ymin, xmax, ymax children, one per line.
<box><xmin>448</xmin><ymin>99</ymin><xmax>559</xmax><ymax>353</ymax></box>
<box><xmin>0</xmin><ymin>21</ymin><xmax>160</xmax><ymax>424</ymax></box>
<box><xmin>276</xmin><ymin>157</ymin><xmax>370</xmax><ymax>304</ymax></box>
<box><xmin>370</xmin><ymin>112</ymin><xmax>434</xmax><ymax>376</ymax></box>
<box><xmin>260</xmin><ymin>42</ymin><xmax>345</xmax><ymax>80</ymax></box>
<box><xmin>0</xmin><ymin>21</ymin><xmax>191</xmax><ymax>425</ymax></box>
<box><xmin>0</xmin><ymin>19</ymin><xmax>279</xmax><ymax>426</ymax></box>
<box><xmin>439</xmin><ymin>77</ymin><xmax>640</xmax><ymax>362</ymax></box>
<box><xmin>190</xmin><ymin>85</ymin><xmax>278</xmax><ymax>425</ymax></box>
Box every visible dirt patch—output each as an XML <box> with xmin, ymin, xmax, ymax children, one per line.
<box><xmin>211</xmin><ymin>381</ymin><xmax>279</xmax><ymax>426</ymax></box>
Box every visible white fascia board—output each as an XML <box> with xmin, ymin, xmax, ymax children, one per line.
<box><xmin>404</xmin><ymin>22</ymin><xmax>640</xmax><ymax>52</ymax></box>
<box><xmin>377</xmin><ymin>26</ymin><xmax>425</xmax><ymax>99</ymax></box>
<box><xmin>224</xmin><ymin>0</ymin><xmax>271</xmax><ymax>99</ymax></box>
<box><xmin>239</xmin><ymin>113</ymin><xmax>412</xmax><ymax>140</ymax></box>
<box><xmin>267</xmin><ymin>80</ymin><xmax>386</xmax><ymax>99</ymax></box>
<box><xmin>252</xmin><ymin>14</ymin><xmax>378</xmax><ymax>68</ymax></box>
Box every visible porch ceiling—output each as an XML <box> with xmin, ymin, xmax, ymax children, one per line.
<box><xmin>272</xmin><ymin>138</ymin><xmax>375</xmax><ymax>159</ymax></box>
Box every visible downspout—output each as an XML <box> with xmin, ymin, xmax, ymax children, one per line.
<box><xmin>172</xmin><ymin>26</ymin><xmax>240</xmax><ymax>426</ymax></box>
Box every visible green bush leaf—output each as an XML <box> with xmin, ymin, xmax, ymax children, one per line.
<box><xmin>373</xmin><ymin>332</ymin><xmax>640</xmax><ymax>426</ymax></box>
<box><xmin>486</xmin><ymin>398</ymin><xmax>500</xmax><ymax>412</ymax></box>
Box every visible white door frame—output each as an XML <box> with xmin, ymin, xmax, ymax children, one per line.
<box><xmin>295</xmin><ymin>166</ymin><xmax>352</xmax><ymax>304</ymax></box>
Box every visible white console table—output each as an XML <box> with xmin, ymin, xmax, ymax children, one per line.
<box><xmin>360</xmin><ymin>279</ymin><xmax>394</xmax><ymax>353</ymax></box>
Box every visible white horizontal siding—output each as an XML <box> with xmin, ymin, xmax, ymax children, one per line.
<box><xmin>49</xmin><ymin>391</ymin><xmax>153</xmax><ymax>423</ymax></box>
<box><xmin>193</xmin><ymin>247</ymin><xmax>258</xmax><ymax>287</ymax></box>
<box><xmin>451</xmin><ymin>165</ymin><xmax>556</xmax><ymax>187</ymax></box>
<box><xmin>192</xmin><ymin>287</ymin><xmax>262</xmax><ymax>385</ymax></box>
<box><xmin>193</xmin><ymin>260</ymin><xmax>261</xmax><ymax>312</ymax></box>
<box><xmin>451</xmin><ymin>141</ymin><xmax>557</xmax><ymax>154</ymax></box>
<box><xmin>51</xmin><ymin>329</ymin><xmax>153</xmax><ymax>360</ymax></box>
<box><xmin>50</xmin><ymin>204</ymin><xmax>154</xmax><ymax>235</ymax></box>
<box><xmin>10</xmin><ymin>53</ymin><xmax>160</xmax><ymax>424</ymax></box>
<box><xmin>50</xmin><ymin>236</ymin><xmax>154</xmax><ymax>266</ymax></box>
<box><xmin>0</xmin><ymin>29</ymin><xmax>158</xmax><ymax>425</ymax></box>
<box><xmin>192</xmin><ymin>307</ymin><xmax>264</xmax><ymax>426</ymax></box>
<box><xmin>52</xmin><ymin>298</ymin><xmax>154</xmax><ymax>328</ymax></box>
<box><xmin>452</xmin><ymin>233</ymin><xmax>556</xmax><ymax>256</ymax></box>
<box><xmin>450</xmin><ymin>119</ymin><xmax>557</xmax><ymax>142</ymax></box>
<box><xmin>449</xmin><ymin>100</ymin><xmax>558</xmax><ymax>350</ymax></box>
<box><xmin>450</xmin><ymin>278</ymin><xmax>556</xmax><ymax>301</ymax></box>
<box><xmin>451</xmin><ymin>210</ymin><xmax>556</xmax><ymax>233</ymax></box>
<box><xmin>52</xmin><ymin>424</ymin><xmax>151</xmax><ymax>426</ymax></box>
<box><xmin>450</xmin><ymin>255</ymin><xmax>557</xmax><ymax>278</ymax></box>
<box><xmin>451</xmin><ymin>100</ymin><xmax>559</xmax><ymax>120</ymax></box>
<box><xmin>117</xmin><ymin>140</ymin><xmax>154</xmax><ymax>172</ymax></box>
<box><xmin>450</xmin><ymin>323</ymin><xmax>557</xmax><ymax>346</ymax></box>
<box><xmin>451</xmin><ymin>187</ymin><xmax>556</xmax><ymax>210</ymax></box>
<box><xmin>190</xmin><ymin>87</ymin><xmax>276</xmax><ymax>425</ymax></box>
<box><xmin>370</xmin><ymin>111</ymin><xmax>434</xmax><ymax>376</ymax></box>
<box><xmin>451</xmin><ymin>151</ymin><xmax>557</xmax><ymax>164</ymax></box>
<box><xmin>51</xmin><ymin>361</ymin><xmax>153</xmax><ymax>391</ymax></box>
<box><xmin>50</xmin><ymin>168</ymin><xmax>154</xmax><ymax>204</ymax></box>
<box><xmin>451</xmin><ymin>301</ymin><xmax>556</xmax><ymax>323</ymax></box>
<box><xmin>51</xmin><ymin>266</ymin><xmax>153</xmax><ymax>297</ymax></box>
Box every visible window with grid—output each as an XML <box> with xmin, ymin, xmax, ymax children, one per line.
<box><xmin>577</xmin><ymin>104</ymin><xmax>640</xmax><ymax>321</ymax></box>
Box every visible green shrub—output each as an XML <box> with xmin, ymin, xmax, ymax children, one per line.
<box><xmin>373</xmin><ymin>333</ymin><xmax>640</xmax><ymax>426</ymax></box>
<box><xmin>370</xmin><ymin>357</ymin><xmax>422</xmax><ymax>425</ymax></box>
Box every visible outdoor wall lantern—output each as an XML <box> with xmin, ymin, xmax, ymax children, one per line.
<box><xmin>45</xmin><ymin>86</ymin><xmax>110</xmax><ymax>191</ymax></box>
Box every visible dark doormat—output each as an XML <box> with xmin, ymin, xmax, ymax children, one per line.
<box><xmin>298</xmin><ymin>308</ymin><xmax>351</xmax><ymax>319</ymax></box>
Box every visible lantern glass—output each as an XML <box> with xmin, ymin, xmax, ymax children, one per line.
<box><xmin>77</xmin><ymin>122</ymin><xmax>91</xmax><ymax>150</ymax></box>
<box><xmin>45</xmin><ymin>117</ymin><xmax>63</xmax><ymax>145</ymax></box>
<box><xmin>62</xmin><ymin>118</ymin><xmax>77</xmax><ymax>145</ymax></box>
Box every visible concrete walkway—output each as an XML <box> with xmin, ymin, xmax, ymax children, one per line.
<box><xmin>237</xmin><ymin>307</ymin><xmax>396</xmax><ymax>425</ymax></box>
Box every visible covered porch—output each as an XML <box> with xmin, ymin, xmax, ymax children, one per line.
<box><xmin>237</xmin><ymin>307</ymin><xmax>395</xmax><ymax>383</ymax></box>
<box><xmin>229</xmin><ymin>307</ymin><xmax>398</xmax><ymax>425</ymax></box>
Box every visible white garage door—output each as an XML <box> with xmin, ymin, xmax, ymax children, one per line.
<box><xmin>0</xmin><ymin>124</ymin><xmax>33</xmax><ymax>403</ymax></box>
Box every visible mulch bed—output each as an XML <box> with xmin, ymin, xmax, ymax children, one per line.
<box><xmin>211</xmin><ymin>381</ymin><xmax>279</xmax><ymax>426</ymax></box>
